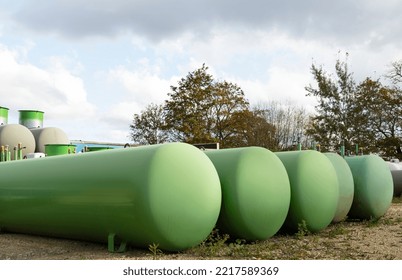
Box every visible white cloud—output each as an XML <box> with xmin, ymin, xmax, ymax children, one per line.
<box><xmin>13</xmin><ymin>0</ymin><xmax>402</xmax><ymax>49</ymax></box>
<box><xmin>97</xmin><ymin>62</ymin><xmax>179</xmax><ymax>142</ymax></box>
<box><xmin>0</xmin><ymin>43</ymin><xmax>96</xmax><ymax>126</ymax></box>
<box><xmin>2</xmin><ymin>0</ymin><xmax>402</xmax><ymax>145</ymax></box>
<box><xmin>106</xmin><ymin>61</ymin><xmax>180</xmax><ymax>118</ymax></box>
<box><xmin>108</xmin><ymin>66</ymin><xmax>170</xmax><ymax>106</ymax></box>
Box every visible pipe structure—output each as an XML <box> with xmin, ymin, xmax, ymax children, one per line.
<box><xmin>0</xmin><ymin>146</ymin><xmax>4</xmax><ymax>162</ymax></box>
<box><xmin>340</xmin><ymin>144</ymin><xmax>345</xmax><ymax>158</ymax></box>
<box><xmin>0</xmin><ymin>143</ymin><xmax>222</xmax><ymax>251</ymax></box>
<box><xmin>4</xmin><ymin>145</ymin><xmax>10</xmax><ymax>161</ymax></box>
<box><xmin>205</xmin><ymin>147</ymin><xmax>290</xmax><ymax>241</ymax></box>
<box><xmin>17</xmin><ymin>143</ymin><xmax>23</xmax><ymax>160</ymax></box>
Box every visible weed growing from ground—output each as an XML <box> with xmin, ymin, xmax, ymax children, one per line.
<box><xmin>296</xmin><ymin>220</ymin><xmax>310</xmax><ymax>238</ymax></box>
<box><xmin>148</xmin><ymin>243</ymin><xmax>163</xmax><ymax>260</ymax></box>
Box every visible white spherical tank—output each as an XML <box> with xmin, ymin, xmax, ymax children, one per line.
<box><xmin>387</xmin><ymin>161</ymin><xmax>402</xmax><ymax>171</ymax></box>
<box><xmin>30</xmin><ymin>127</ymin><xmax>70</xmax><ymax>153</ymax></box>
<box><xmin>0</xmin><ymin>124</ymin><xmax>36</xmax><ymax>160</ymax></box>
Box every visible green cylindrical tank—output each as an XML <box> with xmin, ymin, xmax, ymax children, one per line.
<box><xmin>205</xmin><ymin>147</ymin><xmax>290</xmax><ymax>240</ymax></box>
<box><xmin>45</xmin><ymin>144</ymin><xmax>76</xmax><ymax>156</ymax></box>
<box><xmin>345</xmin><ymin>155</ymin><xmax>393</xmax><ymax>219</ymax></box>
<box><xmin>275</xmin><ymin>150</ymin><xmax>339</xmax><ymax>232</ymax></box>
<box><xmin>30</xmin><ymin>127</ymin><xmax>70</xmax><ymax>153</ymax></box>
<box><xmin>0</xmin><ymin>124</ymin><xmax>36</xmax><ymax>160</ymax></box>
<box><xmin>19</xmin><ymin>110</ymin><xmax>44</xmax><ymax>128</ymax></box>
<box><xmin>0</xmin><ymin>107</ymin><xmax>9</xmax><ymax>125</ymax></box>
<box><xmin>0</xmin><ymin>143</ymin><xmax>221</xmax><ymax>251</ymax></box>
<box><xmin>86</xmin><ymin>146</ymin><xmax>114</xmax><ymax>152</ymax></box>
<box><xmin>324</xmin><ymin>153</ymin><xmax>354</xmax><ymax>222</ymax></box>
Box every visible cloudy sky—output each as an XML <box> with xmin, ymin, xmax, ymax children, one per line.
<box><xmin>0</xmin><ymin>0</ymin><xmax>401</xmax><ymax>143</ymax></box>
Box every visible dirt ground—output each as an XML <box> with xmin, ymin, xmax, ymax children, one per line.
<box><xmin>0</xmin><ymin>203</ymin><xmax>401</xmax><ymax>260</ymax></box>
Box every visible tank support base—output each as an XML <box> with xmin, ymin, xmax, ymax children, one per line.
<box><xmin>108</xmin><ymin>233</ymin><xmax>127</xmax><ymax>253</ymax></box>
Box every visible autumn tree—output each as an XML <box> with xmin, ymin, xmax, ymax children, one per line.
<box><xmin>129</xmin><ymin>64</ymin><xmax>276</xmax><ymax>148</ymax></box>
<box><xmin>227</xmin><ymin>108</ymin><xmax>276</xmax><ymax>149</ymax></box>
<box><xmin>164</xmin><ymin>64</ymin><xmax>269</xmax><ymax>148</ymax></box>
<box><xmin>129</xmin><ymin>103</ymin><xmax>168</xmax><ymax>145</ymax></box>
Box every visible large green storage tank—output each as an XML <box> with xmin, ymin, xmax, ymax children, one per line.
<box><xmin>86</xmin><ymin>146</ymin><xmax>114</xmax><ymax>152</ymax></box>
<box><xmin>275</xmin><ymin>150</ymin><xmax>339</xmax><ymax>232</ymax></box>
<box><xmin>205</xmin><ymin>147</ymin><xmax>291</xmax><ymax>240</ymax></box>
<box><xmin>345</xmin><ymin>155</ymin><xmax>393</xmax><ymax>219</ymax></box>
<box><xmin>324</xmin><ymin>153</ymin><xmax>354</xmax><ymax>222</ymax></box>
<box><xmin>45</xmin><ymin>144</ymin><xmax>76</xmax><ymax>156</ymax></box>
<box><xmin>0</xmin><ymin>143</ymin><xmax>221</xmax><ymax>251</ymax></box>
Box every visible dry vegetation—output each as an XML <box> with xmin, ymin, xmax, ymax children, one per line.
<box><xmin>0</xmin><ymin>198</ymin><xmax>401</xmax><ymax>260</ymax></box>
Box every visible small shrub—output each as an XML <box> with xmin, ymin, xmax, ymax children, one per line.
<box><xmin>148</xmin><ymin>243</ymin><xmax>163</xmax><ymax>260</ymax></box>
<box><xmin>296</xmin><ymin>220</ymin><xmax>310</xmax><ymax>238</ymax></box>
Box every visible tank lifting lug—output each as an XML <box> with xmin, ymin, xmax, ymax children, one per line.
<box><xmin>108</xmin><ymin>233</ymin><xmax>127</xmax><ymax>253</ymax></box>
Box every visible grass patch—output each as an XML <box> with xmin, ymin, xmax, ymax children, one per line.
<box><xmin>325</xmin><ymin>223</ymin><xmax>350</xmax><ymax>238</ymax></box>
<box><xmin>392</xmin><ymin>196</ymin><xmax>401</xmax><ymax>204</ymax></box>
<box><xmin>179</xmin><ymin>204</ymin><xmax>401</xmax><ymax>260</ymax></box>
<box><xmin>296</xmin><ymin>220</ymin><xmax>310</xmax><ymax>238</ymax></box>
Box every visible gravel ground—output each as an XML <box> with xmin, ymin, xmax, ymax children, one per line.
<box><xmin>0</xmin><ymin>203</ymin><xmax>401</xmax><ymax>260</ymax></box>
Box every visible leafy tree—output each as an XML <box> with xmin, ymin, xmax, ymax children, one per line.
<box><xmin>356</xmin><ymin>78</ymin><xmax>402</xmax><ymax>159</ymax></box>
<box><xmin>164</xmin><ymin>64</ymin><xmax>253</xmax><ymax>148</ymax></box>
<box><xmin>227</xmin><ymin>108</ymin><xmax>276</xmax><ymax>148</ymax></box>
<box><xmin>306</xmin><ymin>56</ymin><xmax>402</xmax><ymax>159</ymax></box>
<box><xmin>164</xmin><ymin>64</ymin><xmax>215</xmax><ymax>143</ymax></box>
<box><xmin>129</xmin><ymin>103</ymin><xmax>168</xmax><ymax>145</ymax></box>
<box><xmin>305</xmin><ymin>57</ymin><xmax>364</xmax><ymax>153</ymax></box>
<box><xmin>129</xmin><ymin>64</ymin><xmax>277</xmax><ymax>149</ymax></box>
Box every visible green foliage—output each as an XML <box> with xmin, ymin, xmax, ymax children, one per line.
<box><xmin>392</xmin><ymin>196</ymin><xmax>401</xmax><ymax>204</ymax></box>
<box><xmin>197</xmin><ymin>228</ymin><xmax>230</xmax><ymax>257</ymax></box>
<box><xmin>130</xmin><ymin>64</ymin><xmax>276</xmax><ymax>148</ymax></box>
<box><xmin>148</xmin><ymin>243</ymin><xmax>163</xmax><ymax>260</ymax></box>
<box><xmin>355</xmin><ymin>78</ymin><xmax>402</xmax><ymax>159</ymax></box>
<box><xmin>305</xmin><ymin>55</ymin><xmax>361</xmax><ymax>152</ymax></box>
<box><xmin>130</xmin><ymin>103</ymin><xmax>168</xmax><ymax>145</ymax></box>
<box><xmin>164</xmin><ymin>64</ymin><xmax>258</xmax><ymax>147</ymax></box>
<box><xmin>296</xmin><ymin>220</ymin><xmax>310</xmax><ymax>238</ymax></box>
<box><xmin>306</xmin><ymin>54</ymin><xmax>402</xmax><ymax>159</ymax></box>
